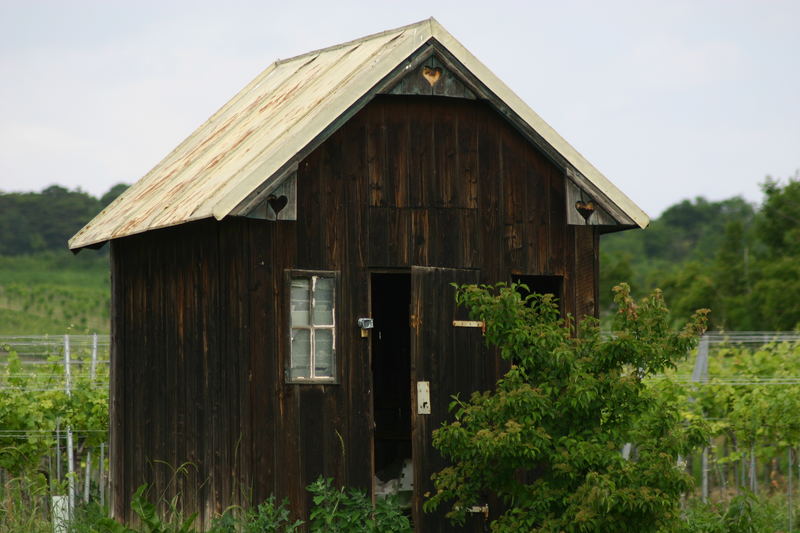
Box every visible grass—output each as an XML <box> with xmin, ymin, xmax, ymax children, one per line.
<box><xmin>0</xmin><ymin>308</ymin><xmax>72</xmax><ymax>334</ymax></box>
<box><xmin>0</xmin><ymin>251</ymin><xmax>109</xmax><ymax>334</ymax></box>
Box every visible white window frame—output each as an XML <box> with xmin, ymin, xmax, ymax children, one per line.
<box><xmin>286</xmin><ymin>270</ymin><xmax>337</xmax><ymax>383</ymax></box>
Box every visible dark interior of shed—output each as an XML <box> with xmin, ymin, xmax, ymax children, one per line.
<box><xmin>513</xmin><ymin>274</ymin><xmax>564</xmax><ymax>315</ymax></box>
<box><xmin>370</xmin><ymin>273</ymin><xmax>412</xmax><ymax>499</ymax></box>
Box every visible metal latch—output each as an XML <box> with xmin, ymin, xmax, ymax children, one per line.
<box><xmin>452</xmin><ymin>320</ymin><xmax>486</xmax><ymax>334</ymax></box>
<box><xmin>468</xmin><ymin>504</ymin><xmax>489</xmax><ymax>519</ymax></box>
<box><xmin>357</xmin><ymin>317</ymin><xmax>373</xmax><ymax>338</ymax></box>
<box><xmin>417</xmin><ymin>381</ymin><xmax>430</xmax><ymax>414</ymax></box>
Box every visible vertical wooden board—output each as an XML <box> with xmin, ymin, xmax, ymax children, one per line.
<box><xmin>411</xmin><ymin>266</ymin><xmax>483</xmax><ymax>533</ymax></box>
<box><xmin>548</xmin><ymin>166</ymin><xmax>567</xmax><ymax>276</ymax></box>
<box><xmin>323</xmin><ymin>130</ymin><xmax>346</xmax><ymax>270</ymax></box>
<box><xmin>524</xmin><ymin>150</ymin><xmax>548</xmax><ymax>274</ymax></box>
<box><xmin>342</xmin><ymin>115</ymin><xmax>369</xmax><ymax>271</ymax></box>
<box><xmin>128</xmin><ymin>238</ymin><xmax>147</xmax><ymax>520</ymax></box>
<box><xmin>408</xmin><ymin>100</ymin><xmax>432</xmax><ymax>207</ymax></box>
<box><xmin>382</xmin><ymin>96</ymin><xmax>410</xmax><ymax>208</ymax></box>
<box><xmin>181</xmin><ymin>229</ymin><xmax>203</xmax><ymax>521</ymax></box>
<box><xmin>462</xmin><ymin>209</ymin><xmax>481</xmax><ymax>269</ymax></box>
<box><xmin>247</xmin><ymin>221</ymin><xmax>276</xmax><ymax>504</ymax></box>
<box><xmin>411</xmin><ymin>209</ymin><xmax>430</xmax><ymax>266</ymax></box>
<box><xmin>342</xmin><ymin>287</ymin><xmax>372</xmax><ymax>489</ymax></box>
<box><xmin>166</xmin><ymin>238</ymin><xmax>187</xmax><ymax>510</ymax></box>
<box><xmin>298</xmin><ymin>386</ymin><xmax>326</xmax><ymax>496</ymax></box>
<box><xmin>433</xmin><ymin>100</ymin><xmax>457</xmax><ymax>208</ymax></box>
<box><xmin>340</xmin><ymin>115</ymin><xmax>372</xmax><ymax>491</ymax></box>
<box><xmin>574</xmin><ymin>225</ymin><xmax>598</xmax><ymax>324</ymax></box>
<box><xmin>232</xmin><ymin>221</ymin><xmax>252</xmax><ymax>508</ymax></box>
<box><xmin>161</xmin><ymin>233</ymin><xmax>185</xmax><ymax>520</ymax></box>
<box><xmin>563</xmin><ymin>226</ymin><xmax>578</xmax><ymax>322</ymax></box>
<box><xmin>316</xmin><ymin>122</ymin><xmax>349</xmax><ymax>490</ymax></box>
<box><xmin>160</xmin><ymin>242</ymin><xmax>178</xmax><ymax>511</ymax></box>
<box><xmin>108</xmin><ymin>242</ymin><xmax>124</xmax><ymax>519</ymax></box>
<box><xmin>456</xmin><ymin>101</ymin><xmax>479</xmax><ymax>210</ymax></box>
<box><xmin>367</xmin><ymin>207</ymin><xmax>411</xmax><ymax>267</ymax></box>
<box><xmin>118</xmin><ymin>242</ymin><xmax>132</xmax><ymax>523</ymax></box>
<box><xmin>365</xmin><ymin>102</ymin><xmax>388</xmax><ymax>207</ymax></box>
<box><xmin>272</xmin><ymin>224</ymin><xmax>303</xmax><ymax>521</ymax></box>
<box><xmin>476</xmin><ymin>108</ymin><xmax>504</xmax><ymax>282</ymax></box>
<box><xmin>296</xmin><ymin>152</ymin><xmax>323</xmax><ymax>268</ymax></box>
<box><xmin>215</xmin><ymin>228</ymin><xmax>231</xmax><ymax>515</ymax></box>
<box><xmin>171</xmin><ymin>222</ymin><xmax>219</xmax><ymax>525</ymax></box>
<box><xmin>203</xmin><ymin>222</ymin><xmax>221</xmax><ymax>520</ymax></box>
<box><xmin>216</xmin><ymin>219</ymin><xmax>247</xmax><ymax>509</ymax></box>
<box><xmin>366</xmin><ymin>207</ymin><xmax>389</xmax><ymax>267</ymax></box>
<box><xmin>148</xmin><ymin>239</ymin><xmax>166</xmax><ymax>510</ymax></box>
<box><xmin>427</xmin><ymin>209</ymin><xmax>475</xmax><ymax>268</ymax></box>
<box><xmin>502</xmin><ymin>135</ymin><xmax>526</xmax><ymax>269</ymax></box>
<box><xmin>594</xmin><ymin>229</ymin><xmax>600</xmax><ymax>319</ymax></box>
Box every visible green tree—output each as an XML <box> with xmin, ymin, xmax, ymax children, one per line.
<box><xmin>747</xmin><ymin>175</ymin><xmax>800</xmax><ymax>329</ymax></box>
<box><xmin>756</xmin><ymin>175</ymin><xmax>800</xmax><ymax>259</ymax></box>
<box><xmin>0</xmin><ymin>183</ymin><xmax>129</xmax><ymax>255</ymax></box>
<box><xmin>600</xmin><ymin>196</ymin><xmax>756</xmax><ymax>324</ymax></box>
<box><xmin>425</xmin><ymin>283</ymin><xmax>708</xmax><ymax>532</ymax></box>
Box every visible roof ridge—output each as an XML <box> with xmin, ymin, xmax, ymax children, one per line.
<box><xmin>273</xmin><ymin>17</ymin><xmax>434</xmax><ymax>67</ymax></box>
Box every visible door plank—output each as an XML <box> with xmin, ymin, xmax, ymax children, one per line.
<box><xmin>410</xmin><ymin>266</ymin><xmax>485</xmax><ymax>532</ymax></box>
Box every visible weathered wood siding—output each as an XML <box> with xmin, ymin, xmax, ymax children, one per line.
<box><xmin>109</xmin><ymin>95</ymin><xmax>600</xmax><ymax>530</ymax></box>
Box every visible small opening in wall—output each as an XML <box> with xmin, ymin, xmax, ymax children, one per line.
<box><xmin>512</xmin><ymin>274</ymin><xmax>564</xmax><ymax>316</ymax></box>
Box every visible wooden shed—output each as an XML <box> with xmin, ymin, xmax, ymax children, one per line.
<box><xmin>70</xmin><ymin>18</ymin><xmax>649</xmax><ymax>532</ymax></box>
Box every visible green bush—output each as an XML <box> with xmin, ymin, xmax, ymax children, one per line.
<box><xmin>425</xmin><ymin>283</ymin><xmax>709</xmax><ymax>532</ymax></box>
<box><xmin>306</xmin><ymin>477</ymin><xmax>410</xmax><ymax>533</ymax></box>
<box><xmin>86</xmin><ymin>478</ymin><xmax>410</xmax><ymax>533</ymax></box>
<box><xmin>210</xmin><ymin>495</ymin><xmax>302</xmax><ymax>533</ymax></box>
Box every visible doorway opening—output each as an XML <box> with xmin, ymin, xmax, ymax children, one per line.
<box><xmin>370</xmin><ymin>272</ymin><xmax>413</xmax><ymax>506</ymax></box>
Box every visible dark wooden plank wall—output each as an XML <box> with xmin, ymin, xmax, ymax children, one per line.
<box><xmin>110</xmin><ymin>94</ymin><xmax>600</xmax><ymax>530</ymax></box>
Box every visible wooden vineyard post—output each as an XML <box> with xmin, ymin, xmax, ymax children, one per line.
<box><xmin>701</xmin><ymin>446</ymin><xmax>709</xmax><ymax>503</ymax></box>
<box><xmin>790</xmin><ymin>447</ymin><xmax>794</xmax><ymax>533</ymax></box>
<box><xmin>64</xmin><ymin>334</ymin><xmax>75</xmax><ymax>520</ymax></box>
<box><xmin>84</xmin><ymin>333</ymin><xmax>98</xmax><ymax>503</ymax></box>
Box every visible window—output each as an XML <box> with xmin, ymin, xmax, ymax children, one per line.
<box><xmin>512</xmin><ymin>274</ymin><xmax>564</xmax><ymax>315</ymax></box>
<box><xmin>287</xmin><ymin>272</ymin><xmax>336</xmax><ymax>382</ymax></box>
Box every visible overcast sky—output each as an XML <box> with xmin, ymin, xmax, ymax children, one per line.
<box><xmin>0</xmin><ymin>0</ymin><xmax>797</xmax><ymax>217</ymax></box>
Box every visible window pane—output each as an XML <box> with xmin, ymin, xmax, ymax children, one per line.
<box><xmin>290</xmin><ymin>329</ymin><xmax>310</xmax><ymax>379</ymax></box>
<box><xmin>291</xmin><ymin>279</ymin><xmax>310</xmax><ymax>326</ymax></box>
<box><xmin>312</xmin><ymin>277</ymin><xmax>334</xmax><ymax>325</ymax></box>
<box><xmin>314</xmin><ymin>329</ymin><xmax>334</xmax><ymax>378</ymax></box>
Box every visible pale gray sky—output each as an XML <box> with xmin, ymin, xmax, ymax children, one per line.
<box><xmin>1</xmin><ymin>0</ymin><xmax>797</xmax><ymax>217</ymax></box>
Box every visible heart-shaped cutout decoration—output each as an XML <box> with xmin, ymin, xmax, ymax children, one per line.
<box><xmin>575</xmin><ymin>200</ymin><xmax>595</xmax><ymax>222</ymax></box>
<box><xmin>268</xmin><ymin>194</ymin><xmax>288</xmax><ymax>216</ymax></box>
<box><xmin>422</xmin><ymin>66</ymin><xmax>442</xmax><ymax>87</ymax></box>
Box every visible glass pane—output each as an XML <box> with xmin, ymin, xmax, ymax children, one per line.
<box><xmin>312</xmin><ymin>277</ymin><xmax>334</xmax><ymax>325</ymax></box>
<box><xmin>314</xmin><ymin>329</ymin><xmax>334</xmax><ymax>378</ymax></box>
<box><xmin>290</xmin><ymin>329</ymin><xmax>310</xmax><ymax>379</ymax></box>
<box><xmin>291</xmin><ymin>278</ymin><xmax>310</xmax><ymax>326</ymax></box>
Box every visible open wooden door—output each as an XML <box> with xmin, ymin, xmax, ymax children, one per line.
<box><xmin>410</xmin><ymin>266</ymin><xmax>487</xmax><ymax>532</ymax></box>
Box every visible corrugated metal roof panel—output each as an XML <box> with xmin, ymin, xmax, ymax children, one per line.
<box><xmin>69</xmin><ymin>18</ymin><xmax>648</xmax><ymax>250</ymax></box>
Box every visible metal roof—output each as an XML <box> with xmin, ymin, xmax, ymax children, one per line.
<box><xmin>69</xmin><ymin>18</ymin><xmax>649</xmax><ymax>250</ymax></box>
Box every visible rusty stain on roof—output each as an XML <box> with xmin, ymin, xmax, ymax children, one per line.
<box><xmin>69</xmin><ymin>18</ymin><xmax>648</xmax><ymax>250</ymax></box>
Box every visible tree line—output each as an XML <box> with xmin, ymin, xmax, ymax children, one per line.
<box><xmin>601</xmin><ymin>173</ymin><xmax>800</xmax><ymax>331</ymax></box>
<box><xmin>0</xmin><ymin>184</ymin><xmax>127</xmax><ymax>255</ymax></box>
<box><xmin>2</xmin><ymin>175</ymin><xmax>798</xmax><ymax>330</ymax></box>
